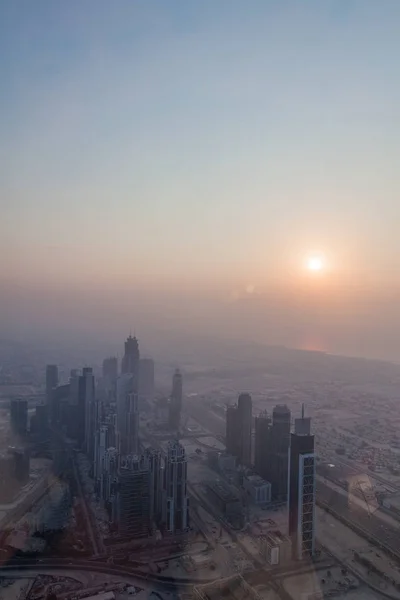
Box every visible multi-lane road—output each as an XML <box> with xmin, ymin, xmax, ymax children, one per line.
<box><xmin>317</xmin><ymin>480</ymin><xmax>400</xmax><ymax>559</ymax></box>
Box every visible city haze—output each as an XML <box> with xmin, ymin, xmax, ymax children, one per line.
<box><xmin>2</xmin><ymin>1</ymin><xmax>400</xmax><ymax>361</ymax></box>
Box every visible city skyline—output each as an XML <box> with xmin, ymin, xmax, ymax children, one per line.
<box><xmin>2</xmin><ymin>2</ymin><xmax>400</xmax><ymax>596</ymax></box>
<box><xmin>2</xmin><ymin>1</ymin><xmax>400</xmax><ymax>361</ymax></box>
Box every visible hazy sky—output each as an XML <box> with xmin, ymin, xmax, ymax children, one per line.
<box><xmin>2</xmin><ymin>1</ymin><xmax>400</xmax><ymax>359</ymax></box>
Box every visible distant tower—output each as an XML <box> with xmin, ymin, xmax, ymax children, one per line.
<box><xmin>270</xmin><ymin>404</ymin><xmax>291</xmax><ymax>502</ymax></box>
<box><xmin>116</xmin><ymin>375</ymin><xmax>139</xmax><ymax>454</ymax></box>
<box><xmin>226</xmin><ymin>405</ymin><xmax>240</xmax><ymax>462</ymax></box>
<box><xmin>169</xmin><ymin>369</ymin><xmax>183</xmax><ymax>431</ymax></box>
<box><xmin>254</xmin><ymin>411</ymin><xmax>271</xmax><ymax>476</ymax></box>
<box><xmin>163</xmin><ymin>440</ymin><xmax>189</xmax><ymax>533</ymax></box>
<box><xmin>126</xmin><ymin>392</ymin><xmax>139</xmax><ymax>455</ymax></box>
<box><xmin>83</xmin><ymin>367</ymin><xmax>96</xmax><ymax>459</ymax></box>
<box><xmin>121</xmin><ymin>335</ymin><xmax>140</xmax><ymax>389</ymax></box>
<box><xmin>102</xmin><ymin>357</ymin><xmax>118</xmax><ymax>383</ymax></box>
<box><xmin>74</xmin><ymin>367</ymin><xmax>95</xmax><ymax>451</ymax></box>
<box><xmin>146</xmin><ymin>448</ymin><xmax>163</xmax><ymax>525</ymax></box>
<box><xmin>138</xmin><ymin>358</ymin><xmax>155</xmax><ymax>401</ymax></box>
<box><xmin>225</xmin><ymin>393</ymin><xmax>252</xmax><ymax>467</ymax></box>
<box><xmin>10</xmin><ymin>399</ymin><xmax>28</xmax><ymax>437</ymax></box>
<box><xmin>238</xmin><ymin>393</ymin><xmax>252</xmax><ymax>466</ymax></box>
<box><xmin>288</xmin><ymin>410</ymin><xmax>316</xmax><ymax>560</ymax></box>
<box><xmin>45</xmin><ymin>365</ymin><xmax>59</xmax><ymax>407</ymax></box>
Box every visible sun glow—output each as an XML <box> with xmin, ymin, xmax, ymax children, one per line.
<box><xmin>306</xmin><ymin>255</ymin><xmax>325</xmax><ymax>272</ymax></box>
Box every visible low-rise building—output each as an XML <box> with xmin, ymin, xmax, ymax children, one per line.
<box><xmin>259</xmin><ymin>531</ymin><xmax>291</xmax><ymax>566</ymax></box>
<box><xmin>243</xmin><ymin>475</ymin><xmax>271</xmax><ymax>505</ymax></box>
<box><xmin>206</xmin><ymin>480</ymin><xmax>242</xmax><ymax>519</ymax></box>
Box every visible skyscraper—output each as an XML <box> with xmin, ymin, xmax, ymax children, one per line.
<box><xmin>225</xmin><ymin>393</ymin><xmax>252</xmax><ymax>466</ymax></box>
<box><xmin>163</xmin><ymin>440</ymin><xmax>189</xmax><ymax>534</ymax></box>
<box><xmin>226</xmin><ymin>405</ymin><xmax>240</xmax><ymax>462</ymax></box>
<box><xmin>116</xmin><ymin>375</ymin><xmax>139</xmax><ymax>455</ymax></box>
<box><xmin>126</xmin><ymin>392</ymin><xmax>139</xmax><ymax>455</ymax></box>
<box><xmin>238</xmin><ymin>393</ymin><xmax>252</xmax><ymax>466</ymax></box>
<box><xmin>82</xmin><ymin>367</ymin><xmax>96</xmax><ymax>459</ymax></box>
<box><xmin>168</xmin><ymin>369</ymin><xmax>183</xmax><ymax>431</ymax></box>
<box><xmin>45</xmin><ymin>365</ymin><xmax>58</xmax><ymax>407</ymax></box>
<box><xmin>102</xmin><ymin>357</ymin><xmax>118</xmax><ymax>381</ymax></box>
<box><xmin>121</xmin><ymin>335</ymin><xmax>140</xmax><ymax>388</ymax></box>
<box><xmin>73</xmin><ymin>368</ymin><xmax>95</xmax><ymax>451</ymax></box>
<box><xmin>271</xmin><ymin>405</ymin><xmax>291</xmax><ymax>502</ymax></box>
<box><xmin>254</xmin><ymin>411</ymin><xmax>271</xmax><ymax>476</ymax></box>
<box><xmin>146</xmin><ymin>448</ymin><xmax>162</xmax><ymax>524</ymax></box>
<box><xmin>288</xmin><ymin>414</ymin><xmax>316</xmax><ymax>560</ymax></box>
<box><xmin>118</xmin><ymin>454</ymin><xmax>151</xmax><ymax>538</ymax></box>
<box><xmin>139</xmin><ymin>358</ymin><xmax>155</xmax><ymax>401</ymax></box>
<box><xmin>101</xmin><ymin>446</ymin><xmax>119</xmax><ymax>510</ymax></box>
<box><xmin>51</xmin><ymin>383</ymin><xmax>70</xmax><ymax>426</ymax></box>
<box><xmin>94</xmin><ymin>425</ymin><xmax>109</xmax><ymax>483</ymax></box>
<box><xmin>10</xmin><ymin>399</ymin><xmax>28</xmax><ymax>437</ymax></box>
<box><xmin>254</xmin><ymin>405</ymin><xmax>291</xmax><ymax>502</ymax></box>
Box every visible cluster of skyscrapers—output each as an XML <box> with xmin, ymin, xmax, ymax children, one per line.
<box><xmin>44</xmin><ymin>335</ymin><xmax>189</xmax><ymax>538</ymax></box>
<box><xmin>226</xmin><ymin>395</ymin><xmax>316</xmax><ymax>560</ymax></box>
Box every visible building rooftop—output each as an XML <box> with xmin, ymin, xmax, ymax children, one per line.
<box><xmin>207</xmin><ymin>480</ymin><xmax>241</xmax><ymax>503</ymax></box>
<box><xmin>245</xmin><ymin>475</ymin><xmax>270</xmax><ymax>487</ymax></box>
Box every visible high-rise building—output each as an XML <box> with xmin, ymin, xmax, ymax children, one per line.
<box><xmin>121</xmin><ymin>335</ymin><xmax>140</xmax><ymax>388</ymax></box>
<box><xmin>168</xmin><ymin>369</ymin><xmax>183</xmax><ymax>431</ymax></box>
<box><xmin>45</xmin><ymin>365</ymin><xmax>59</xmax><ymax>407</ymax></box>
<box><xmin>238</xmin><ymin>393</ymin><xmax>252</xmax><ymax>466</ymax></box>
<box><xmin>226</xmin><ymin>405</ymin><xmax>240</xmax><ymax>462</ymax></box>
<box><xmin>163</xmin><ymin>440</ymin><xmax>189</xmax><ymax>534</ymax></box>
<box><xmin>94</xmin><ymin>425</ymin><xmax>109</xmax><ymax>483</ymax></box>
<box><xmin>146</xmin><ymin>448</ymin><xmax>162</xmax><ymax>525</ymax></box>
<box><xmin>126</xmin><ymin>392</ymin><xmax>139</xmax><ymax>455</ymax></box>
<box><xmin>73</xmin><ymin>368</ymin><xmax>95</xmax><ymax>451</ymax></box>
<box><xmin>51</xmin><ymin>383</ymin><xmax>70</xmax><ymax>426</ymax></box>
<box><xmin>254</xmin><ymin>405</ymin><xmax>291</xmax><ymax>502</ymax></box>
<box><xmin>82</xmin><ymin>368</ymin><xmax>96</xmax><ymax>458</ymax></box>
<box><xmin>139</xmin><ymin>358</ymin><xmax>155</xmax><ymax>401</ymax></box>
<box><xmin>118</xmin><ymin>454</ymin><xmax>151</xmax><ymax>538</ymax></box>
<box><xmin>66</xmin><ymin>370</ymin><xmax>80</xmax><ymax>440</ymax></box>
<box><xmin>225</xmin><ymin>393</ymin><xmax>252</xmax><ymax>466</ymax></box>
<box><xmin>116</xmin><ymin>373</ymin><xmax>133</xmax><ymax>446</ymax></box>
<box><xmin>288</xmin><ymin>414</ymin><xmax>316</xmax><ymax>560</ymax></box>
<box><xmin>35</xmin><ymin>404</ymin><xmax>49</xmax><ymax>437</ymax></box>
<box><xmin>101</xmin><ymin>446</ymin><xmax>119</xmax><ymax>510</ymax></box>
<box><xmin>271</xmin><ymin>405</ymin><xmax>291</xmax><ymax>502</ymax></box>
<box><xmin>254</xmin><ymin>411</ymin><xmax>271</xmax><ymax>476</ymax></box>
<box><xmin>116</xmin><ymin>375</ymin><xmax>139</xmax><ymax>455</ymax></box>
<box><xmin>10</xmin><ymin>399</ymin><xmax>28</xmax><ymax>437</ymax></box>
<box><xmin>102</xmin><ymin>357</ymin><xmax>118</xmax><ymax>382</ymax></box>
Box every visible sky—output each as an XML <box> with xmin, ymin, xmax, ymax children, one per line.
<box><xmin>1</xmin><ymin>1</ymin><xmax>400</xmax><ymax>359</ymax></box>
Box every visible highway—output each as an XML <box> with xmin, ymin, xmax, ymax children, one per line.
<box><xmin>0</xmin><ymin>557</ymin><xmax>216</xmax><ymax>589</ymax></box>
<box><xmin>72</xmin><ymin>455</ymin><xmax>101</xmax><ymax>556</ymax></box>
<box><xmin>317</xmin><ymin>480</ymin><xmax>400</xmax><ymax>560</ymax></box>
<box><xmin>185</xmin><ymin>400</ymin><xmax>400</xmax><ymax>553</ymax></box>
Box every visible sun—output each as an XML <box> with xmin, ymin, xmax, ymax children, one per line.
<box><xmin>307</xmin><ymin>256</ymin><xmax>324</xmax><ymax>272</ymax></box>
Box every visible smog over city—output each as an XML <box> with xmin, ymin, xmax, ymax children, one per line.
<box><xmin>1</xmin><ymin>2</ymin><xmax>400</xmax><ymax>600</ymax></box>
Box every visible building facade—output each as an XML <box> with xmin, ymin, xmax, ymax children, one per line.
<box><xmin>288</xmin><ymin>423</ymin><xmax>316</xmax><ymax>560</ymax></box>
<box><xmin>118</xmin><ymin>454</ymin><xmax>151</xmax><ymax>538</ymax></box>
<box><xmin>163</xmin><ymin>440</ymin><xmax>189</xmax><ymax>533</ymax></box>
<box><xmin>225</xmin><ymin>393</ymin><xmax>252</xmax><ymax>467</ymax></box>
<box><xmin>121</xmin><ymin>335</ymin><xmax>140</xmax><ymax>389</ymax></box>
